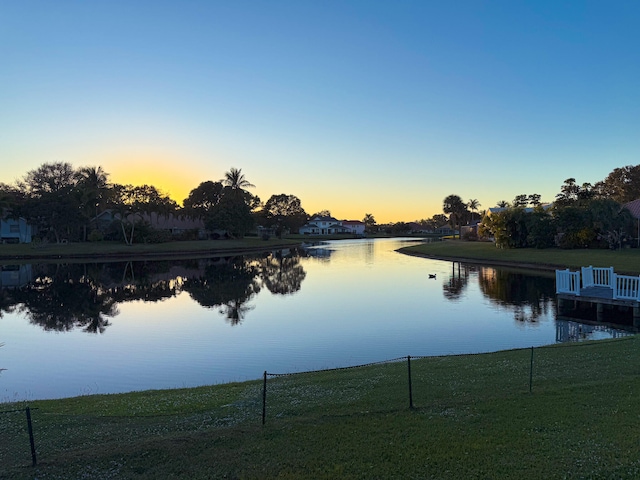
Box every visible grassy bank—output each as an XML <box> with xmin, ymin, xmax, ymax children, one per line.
<box><xmin>0</xmin><ymin>237</ymin><xmax>302</xmax><ymax>262</ymax></box>
<box><xmin>0</xmin><ymin>234</ymin><xmax>439</xmax><ymax>262</ymax></box>
<box><xmin>2</xmin><ymin>337</ymin><xmax>640</xmax><ymax>479</ymax></box>
<box><xmin>400</xmin><ymin>240</ymin><xmax>640</xmax><ymax>274</ymax></box>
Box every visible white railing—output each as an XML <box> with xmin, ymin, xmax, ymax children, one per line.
<box><xmin>581</xmin><ymin>265</ymin><xmax>614</xmax><ymax>288</ymax></box>
<box><xmin>556</xmin><ymin>269</ymin><xmax>580</xmax><ymax>295</ymax></box>
<box><xmin>559</xmin><ymin>266</ymin><xmax>640</xmax><ymax>301</ymax></box>
<box><xmin>614</xmin><ymin>274</ymin><xmax>640</xmax><ymax>301</ymax></box>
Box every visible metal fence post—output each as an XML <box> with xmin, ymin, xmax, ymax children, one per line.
<box><xmin>262</xmin><ymin>371</ymin><xmax>267</xmax><ymax>425</ymax></box>
<box><xmin>529</xmin><ymin>347</ymin><xmax>534</xmax><ymax>393</ymax></box>
<box><xmin>25</xmin><ymin>406</ymin><xmax>37</xmax><ymax>466</ymax></box>
<box><xmin>407</xmin><ymin>356</ymin><xmax>414</xmax><ymax>409</ymax></box>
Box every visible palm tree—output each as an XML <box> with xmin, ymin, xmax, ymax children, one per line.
<box><xmin>75</xmin><ymin>166</ymin><xmax>110</xmax><ymax>216</ymax></box>
<box><xmin>222</xmin><ymin>168</ymin><xmax>255</xmax><ymax>191</ymax></box>
<box><xmin>467</xmin><ymin>199</ymin><xmax>481</xmax><ymax>222</ymax></box>
<box><xmin>75</xmin><ymin>166</ymin><xmax>110</xmax><ymax>240</ymax></box>
<box><xmin>363</xmin><ymin>213</ymin><xmax>376</xmax><ymax>232</ymax></box>
<box><xmin>496</xmin><ymin>200</ymin><xmax>510</xmax><ymax>208</ymax></box>
<box><xmin>443</xmin><ymin>194</ymin><xmax>468</xmax><ymax>239</ymax></box>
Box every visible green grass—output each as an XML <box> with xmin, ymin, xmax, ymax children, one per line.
<box><xmin>0</xmin><ymin>237</ymin><xmax>302</xmax><ymax>262</ymax></box>
<box><xmin>400</xmin><ymin>239</ymin><xmax>640</xmax><ymax>274</ymax></box>
<box><xmin>3</xmin><ymin>338</ymin><xmax>640</xmax><ymax>479</ymax></box>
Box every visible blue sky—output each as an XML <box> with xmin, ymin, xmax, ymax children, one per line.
<box><xmin>2</xmin><ymin>1</ymin><xmax>639</xmax><ymax>222</ymax></box>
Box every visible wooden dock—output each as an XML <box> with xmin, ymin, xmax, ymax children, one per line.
<box><xmin>556</xmin><ymin>266</ymin><xmax>640</xmax><ymax>321</ymax></box>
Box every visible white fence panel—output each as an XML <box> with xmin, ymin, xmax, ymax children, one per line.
<box><xmin>592</xmin><ymin>267</ymin><xmax>614</xmax><ymax>288</ymax></box>
<box><xmin>581</xmin><ymin>266</ymin><xmax>593</xmax><ymax>288</ymax></box>
<box><xmin>614</xmin><ymin>274</ymin><xmax>640</xmax><ymax>300</ymax></box>
<box><xmin>556</xmin><ymin>269</ymin><xmax>580</xmax><ymax>295</ymax></box>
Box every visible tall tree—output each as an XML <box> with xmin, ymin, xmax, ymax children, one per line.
<box><xmin>222</xmin><ymin>167</ymin><xmax>255</xmax><ymax>191</ymax></box>
<box><xmin>428</xmin><ymin>214</ymin><xmax>449</xmax><ymax>230</ymax></box>
<box><xmin>261</xmin><ymin>194</ymin><xmax>308</xmax><ymax>236</ymax></box>
<box><xmin>311</xmin><ymin>210</ymin><xmax>332</xmax><ymax>218</ymax></box>
<box><xmin>443</xmin><ymin>194</ymin><xmax>468</xmax><ymax>239</ymax></box>
<box><xmin>75</xmin><ymin>165</ymin><xmax>110</xmax><ymax>216</ymax></box>
<box><xmin>0</xmin><ymin>183</ymin><xmax>25</xmax><ymax>213</ymax></box>
<box><xmin>20</xmin><ymin>162</ymin><xmax>76</xmax><ymax>197</ymax></box>
<box><xmin>16</xmin><ymin>162</ymin><xmax>83</xmax><ymax>242</ymax></box>
<box><xmin>183</xmin><ymin>181</ymin><xmax>224</xmax><ymax>216</ymax></box>
<box><xmin>363</xmin><ymin>213</ymin><xmax>376</xmax><ymax>232</ymax></box>
<box><xmin>75</xmin><ymin>165</ymin><xmax>111</xmax><ymax>240</ymax></box>
<box><xmin>467</xmin><ymin>199</ymin><xmax>481</xmax><ymax>221</ymax></box>
<box><xmin>597</xmin><ymin>164</ymin><xmax>640</xmax><ymax>203</ymax></box>
<box><xmin>512</xmin><ymin>194</ymin><xmax>529</xmax><ymax>208</ymax></box>
<box><xmin>206</xmin><ymin>194</ymin><xmax>255</xmax><ymax>238</ymax></box>
<box><xmin>556</xmin><ymin>178</ymin><xmax>597</xmax><ymax>207</ymax></box>
<box><xmin>528</xmin><ymin>194</ymin><xmax>542</xmax><ymax>207</ymax></box>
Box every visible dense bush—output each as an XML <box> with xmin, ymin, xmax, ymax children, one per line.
<box><xmin>481</xmin><ymin>199</ymin><xmax>633</xmax><ymax>250</ymax></box>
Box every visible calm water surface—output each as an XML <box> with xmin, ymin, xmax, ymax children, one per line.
<box><xmin>0</xmin><ymin>238</ymin><xmax>633</xmax><ymax>401</ymax></box>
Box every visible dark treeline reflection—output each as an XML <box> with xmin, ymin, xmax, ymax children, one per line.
<box><xmin>0</xmin><ymin>249</ymin><xmax>307</xmax><ymax>332</ymax></box>
<box><xmin>442</xmin><ymin>263</ymin><xmax>556</xmax><ymax>324</ymax></box>
<box><xmin>476</xmin><ymin>267</ymin><xmax>556</xmax><ymax>323</ymax></box>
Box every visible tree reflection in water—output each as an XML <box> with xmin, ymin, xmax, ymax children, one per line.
<box><xmin>183</xmin><ymin>249</ymin><xmax>307</xmax><ymax>325</ymax></box>
<box><xmin>183</xmin><ymin>257</ymin><xmax>261</xmax><ymax>325</ymax></box>
<box><xmin>13</xmin><ymin>264</ymin><xmax>119</xmax><ymax>333</ymax></box>
<box><xmin>442</xmin><ymin>262</ymin><xmax>470</xmax><ymax>301</ymax></box>
<box><xmin>476</xmin><ymin>267</ymin><xmax>556</xmax><ymax>324</ymax></box>
<box><xmin>258</xmin><ymin>249</ymin><xmax>306</xmax><ymax>295</ymax></box>
<box><xmin>440</xmin><ymin>262</ymin><xmax>556</xmax><ymax>324</ymax></box>
<box><xmin>0</xmin><ymin>248</ymin><xmax>309</xmax><ymax>333</ymax></box>
<box><xmin>0</xmin><ymin>288</ymin><xmax>17</xmax><ymax>319</ymax></box>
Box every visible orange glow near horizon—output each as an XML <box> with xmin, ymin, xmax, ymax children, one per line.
<box><xmin>107</xmin><ymin>156</ymin><xmax>206</xmax><ymax>206</ymax></box>
<box><xmin>105</xmin><ymin>156</ymin><xmax>433</xmax><ymax>223</ymax></box>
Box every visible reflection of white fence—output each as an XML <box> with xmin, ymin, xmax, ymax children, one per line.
<box><xmin>556</xmin><ymin>266</ymin><xmax>640</xmax><ymax>301</ymax></box>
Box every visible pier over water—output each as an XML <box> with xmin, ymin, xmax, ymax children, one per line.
<box><xmin>556</xmin><ymin>266</ymin><xmax>640</xmax><ymax>323</ymax></box>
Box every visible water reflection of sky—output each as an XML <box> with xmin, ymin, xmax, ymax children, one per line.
<box><xmin>0</xmin><ymin>238</ymin><xmax>633</xmax><ymax>401</ymax></box>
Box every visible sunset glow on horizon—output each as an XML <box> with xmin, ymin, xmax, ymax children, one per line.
<box><xmin>2</xmin><ymin>1</ymin><xmax>639</xmax><ymax>224</ymax></box>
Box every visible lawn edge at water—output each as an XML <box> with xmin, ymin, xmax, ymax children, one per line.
<box><xmin>0</xmin><ymin>234</ymin><xmax>430</xmax><ymax>262</ymax></box>
<box><xmin>398</xmin><ymin>239</ymin><xmax>640</xmax><ymax>274</ymax></box>
<box><xmin>0</xmin><ymin>238</ymin><xmax>304</xmax><ymax>262</ymax></box>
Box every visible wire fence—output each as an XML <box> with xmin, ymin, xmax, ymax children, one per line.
<box><xmin>261</xmin><ymin>338</ymin><xmax>639</xmax><ymax>424</ymax></box>
<box><xmin>1</xmin><ymin>338</ymin><xmax>638</xmax><ymax>475</ymax></box>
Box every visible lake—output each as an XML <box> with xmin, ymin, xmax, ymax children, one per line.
<box><xmin>0</xmin><ymin>238</ymin><xmax>634</xmax><ymax>401</ymax></box>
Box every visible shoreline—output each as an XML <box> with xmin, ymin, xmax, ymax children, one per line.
<box><xmin>0</xmin><ymin>241</ymin><xmax>304</xmax><ymax>263</ymax></box>
<box><xmin>1</xmin><ymin>240</ymin><xmax>567</xmax><ymax>273</ymax></box>
<box><xmin>397</xmin><ymin>247</ymin><xmax>562</xmax><ymax>272</ymax></box>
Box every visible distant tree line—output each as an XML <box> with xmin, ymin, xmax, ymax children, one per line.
<box><xmin>443</xmin><ymin>164</ymin><xmax>640</xmax><ymax>249</ymax></box>
<box><xmin>0</xmin><ymin>162</ymin><xmax>376</xmax><ymax>244</ymax></box>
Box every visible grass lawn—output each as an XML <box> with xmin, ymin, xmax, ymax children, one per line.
<box><xmin>400</xmin><ymin>239</ymin><xmax>640</xmax><ymax>275</ymax></box>
<box><xmin>2</xmin><ymin>338</ymin><xmax>640</xmax><ymax>479</ymax></box>
<box><xmin>0</xmin><ymin>237</ymin><xmax>302</xmax><ymax>262</ymax></box>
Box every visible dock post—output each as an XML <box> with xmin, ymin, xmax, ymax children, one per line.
<box><xmin>597</xmin><ymin>303</ymin><xmax>604</xmax><ymax>322</ymax></box>
<box><xmin>557</xmin><ymin>297</ymin><xmax>568</xmax><ymax>315</ymax></box>
<box><xmin>634</xmin><ymin>306</ymin><xmax>640</xmax><ymax>325</ymax></box>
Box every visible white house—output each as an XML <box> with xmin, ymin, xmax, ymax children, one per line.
<box><xmin>299</xmin><ymin>216</ymin><xmax>365</xmax><ymax>236</ymax></box>
<box><xmin>0</xmin><ymin>217</ymin><xmax>32</xmax><ymax>243</ymax></box>
<box><xmin>341</xmin><ymin>220</ymin><xmax>365</xmax><ymax>236</ymax></box>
